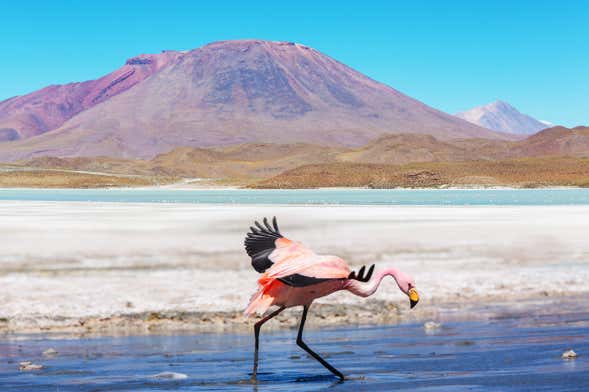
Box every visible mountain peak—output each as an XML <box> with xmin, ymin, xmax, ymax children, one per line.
<box><xmin>124</xmin><ymin>50</ymin><xmax>183</xmax><ymax>69</ymax></box>
<box><xmin>456</xmin><ymin>100</ymin><xmax>549</xmax><ymax>135</ymax></box>
<box><xmin>0</xmin><ymin>40</ymin><xmax>509</xmax><ymax>160</ymax></box>
<box><xmin>202</xmin><ymin>39</ymin><xmax>310</xmax><ymax>48</ymax></box>
<box><xmin>487</xmin><ymin>100</ymin><xmax>513</xmax><ymax>109</ymax></box>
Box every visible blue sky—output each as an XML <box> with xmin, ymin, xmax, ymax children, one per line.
<box><xmin>1</xmin><ymin>1</ymin><xmax>587</xmax><ymax>126</ymax></box>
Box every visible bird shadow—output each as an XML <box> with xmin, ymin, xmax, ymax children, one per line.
<box><xmin>294</xmin><ymin>374</ymin><xmax>344</xmax><ymax>384</ymax></box>
<box><xmin>239</xmin><ymin>372</ymin><xmax>345</xmax><ymax>389</ymax></box>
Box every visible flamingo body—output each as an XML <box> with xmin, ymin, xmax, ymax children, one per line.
<box><xmin>247</xmin><ymin>277</ymin><xmax>347</xmax><ymax>314</ymax></box>
<box><xmin>245</xmin><ymin>249</ymin><xmax>350</xmax><ymax>315</ymax></box>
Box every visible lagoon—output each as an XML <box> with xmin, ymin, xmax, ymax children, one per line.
<box><xmin>2</xmin><ymin>311</ymin><xmax>588</xmax><ymax>391</ymax></box>
<box><xmin>1</xmin><ymin>188</ymin><xmax>589</xmax><ymax>205</ymax></box>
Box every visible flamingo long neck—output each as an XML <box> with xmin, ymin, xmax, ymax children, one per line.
<box><xmin>344</xmin><ymin>267</ymin><xmax>400</xmax><ymax>298</ymax></box>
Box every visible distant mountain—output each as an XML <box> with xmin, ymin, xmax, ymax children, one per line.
<box><xmin>0</xmin><ymin>40</ymin><xmax>511</xmax><ymax>161</ymax></box>
<box><xmin>0</xmin><ymin>51</ymin><xmax>182</xmax><ymax>142</ymax></box>
<box><xmin>455</xmin><ymin>100</ymin><xmax>549</xmax><ymax>135</ymax></box>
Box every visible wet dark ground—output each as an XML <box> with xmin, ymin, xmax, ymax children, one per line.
<box><xmin>1</xmin><ymin>311</ymin><xmax>588</xmax><ymax>392</ymax></box>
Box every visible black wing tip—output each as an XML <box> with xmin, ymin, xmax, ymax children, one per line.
<box><xmin>244</xmin><ymin>217</ymin><xmax>284</xmax><ymax>272</ymax></box>
<box><xmin>348</xmin><ymin>264</ymin><xmax>375</xmax><ymax>282</ymax></box>
<box><xmin>246</xmin><ymin>217</ymin><xmax>281</xmax><ymax>239</ymax></box>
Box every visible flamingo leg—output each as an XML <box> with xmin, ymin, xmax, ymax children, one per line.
<box><xmin>296</xmin><ymin>305</ymin><xmax>344</xmax><ymax>381</ymax></box>
<box><xmin>251</xmin><ymin>306</ymin><xmax>285</xmax><ymax>381</ymax></box>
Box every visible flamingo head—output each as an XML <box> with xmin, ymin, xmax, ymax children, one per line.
<box><xmin>394</xmin><ymin>270</ymin><xmax>419</xmax><ymax>309</ymax></box>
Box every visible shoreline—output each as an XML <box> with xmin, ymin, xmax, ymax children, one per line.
<box><xmin>1</xmin><ymin>184</ymin><xmax>588</xmax><ymax>191</ymax></box>
<box><xmin>2</xmin><ymin>293</ymin><xmax>587</xmax><ymax>338</ymax></box>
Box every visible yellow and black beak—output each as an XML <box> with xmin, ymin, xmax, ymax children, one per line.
<box><xmin>408</xmin><ymin>288</ymin><xmax>419</xmax><ymax>309</ymax></box>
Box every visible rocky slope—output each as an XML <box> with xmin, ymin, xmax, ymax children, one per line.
<box><xmin>0</xmin><ymin>51</ymin><xmax>182</xmax><ymax>141</ymax></box>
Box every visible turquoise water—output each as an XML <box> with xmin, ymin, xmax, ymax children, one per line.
<box><xmin>1</xmin><ymin>188</ymin><xmax>589</xmax><ymax>205</ymax></box>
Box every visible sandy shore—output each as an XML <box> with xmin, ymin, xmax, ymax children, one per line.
<box><xmin>1</xmin><ymin>202</ymin><xmax>589</xmax><ymax>335</ymax></box>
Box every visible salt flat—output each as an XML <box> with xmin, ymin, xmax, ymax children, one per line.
<box><xmin>1</xmin><ymin>201</ymin><xmax>588</xmax><ymax>333</ymax></box>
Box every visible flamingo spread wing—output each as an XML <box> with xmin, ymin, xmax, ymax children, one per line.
<box><xmin>245</xmin><ymin>217</ymin><xmax>350</xmax><ymax>282</ymax></box>
<box><xmin>244</xmin><ymin>217</ymin><xmax>350</xmax><ymax>315</ymax></box>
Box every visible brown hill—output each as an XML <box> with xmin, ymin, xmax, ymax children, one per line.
<box><xmin>442</xmin><ymin>126</ymin><xmax>589</xmax><ymax>160</ymax></box>
<box><xmin>338</xmin><ymin>133</ymin><xmax>478</xmax><ymax>164</ymax></box>
<box><xmin>19</xmin><ymin>126</ymin><xmax>589</xmax><ymax>187</ymax></box>
<box><xmin>22</xmin><ymin>142</ymin><xmax>344</xmax><ymax>182</ymax></box>
<box><xmin>22</xmin><ymin>156</ymin><xmax>154</xmax><ymax>176</ymax></box>
<box><xmin>508</xmin><ymin>126</ymin><xmax>589</xmax><ymax>157</ymax></box>
<box><xmin>0</xmin><ymin>40</ymin><xmax>509</xmax><ymax>161</ymax></box>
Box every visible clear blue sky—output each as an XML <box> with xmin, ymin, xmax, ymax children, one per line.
<box><xmin>1</xmin><ymin>1</ymin><xmax>587</xmax><ymax>126</ymax></box>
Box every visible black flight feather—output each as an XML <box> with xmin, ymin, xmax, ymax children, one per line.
<box><xmin>244</xmin><ymin>216</ymin><xmax>283</xmax><ymax>273</ymax></box>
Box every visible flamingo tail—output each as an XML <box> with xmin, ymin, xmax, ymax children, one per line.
<box><xmin>244</xmin><ymin>282</ymin><xmax>275</xmax><ymax>316</ymax></box>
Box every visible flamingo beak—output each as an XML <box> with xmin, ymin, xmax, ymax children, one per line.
<box><xmin>408</xmin><ymin>288</ymin><xmax>419</xmax><ymax>309</ymax></box>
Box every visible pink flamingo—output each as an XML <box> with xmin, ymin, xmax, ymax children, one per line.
<box><xmin>244</xmin><ymin>217</ymin><xmax>419</xmax><ymax>381</ymax></box>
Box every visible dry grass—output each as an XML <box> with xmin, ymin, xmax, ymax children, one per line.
<box><xmin>0</xmin><ymin>170</ymin><xmax>175</xmax><ymax>188</ymax></box>
<box><xmin>253</xmin><ymin>157</ymin><xmax>589</xmax><ymax>188</ymax></box>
